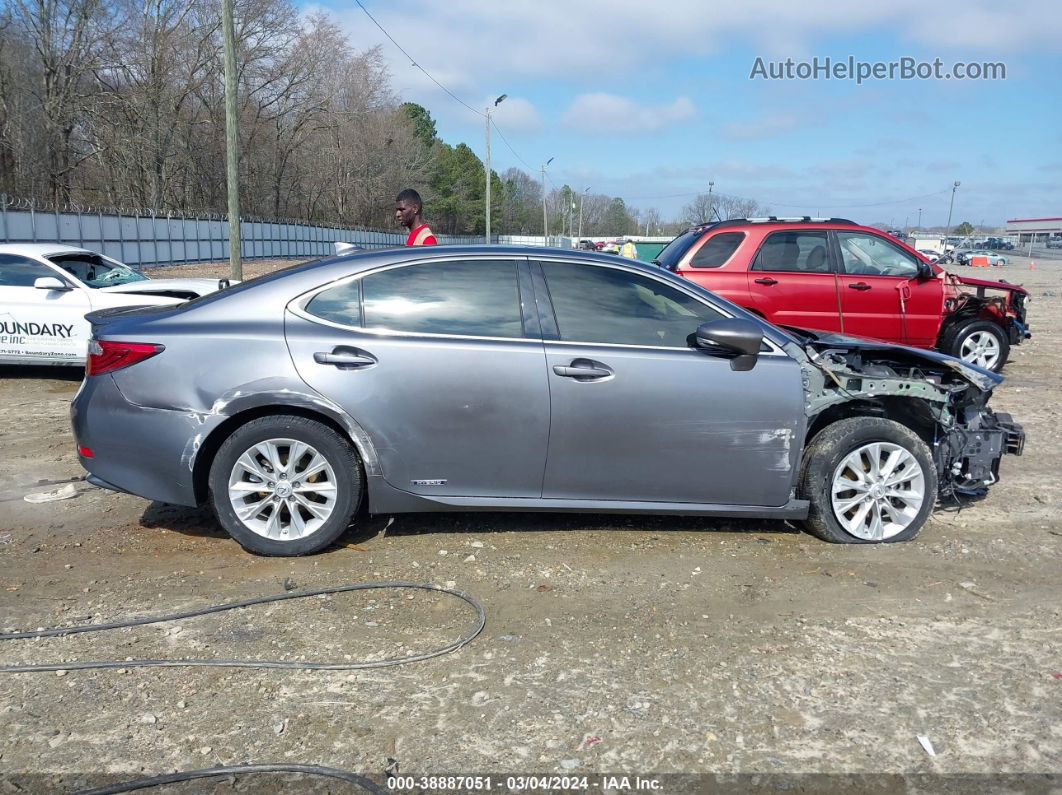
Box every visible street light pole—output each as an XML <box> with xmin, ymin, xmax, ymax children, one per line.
<box><xmin>221</xmin><ymin>0</ymin><xmax>241</xmax><ymax>280</ymax></box>
<box><xmin>578</xmin><ymin>186</ymin><xmax>589</xmax><ymax>240</ymax></box>
<box><xmin>917</xmin><ymin>207</ymin><xmax>922</xmax><ymax>230</ymax></box>
<box><xmin>945</xmin><ymin>181</ymin><xmax>960</xmax><ymax>243</ymax></box>
<box><xmin>707</xmin><ymin>180</ymin><xmax>715</xmax><ymax>221</ymax></box>
<box><xmin>541</xmin><ymin>157</ymin><xmax>553</xmax><ymax>246</ymax></box>
<box><xmin>484</xmin><ymin>94</ymin><xmax>506</xmax><ymax>245</ymax></box>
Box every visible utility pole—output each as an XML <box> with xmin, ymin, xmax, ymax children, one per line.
<box><xmin>917</xmin><ymin>208</ymin><xmax>922</xmax><ymax>230</ymax></box>
<box><xmin>221</xmin><ymin>0</ymin><xmax>241</xmax><ymax>280</ymax></box>
<box><xmin>707</xmin><ymin>180</ymin><xmax>715</xmax><ymax>221</ymax></box>
<box><xmin>484</xmin><ymin>94</ymin><xmax>506</xmax><ymax>245</ymax></box>
<box><xmin>541</xmin><ymin>157</ymin><xmax>553</xmax><ymax>246</ymax></box>
<box><xmin>945</xmin><ymin>181</ymin><xmax>961</xmax><ymax>243</ymax></box>
<box><xmin>578</xmin><ymin>187</ymin><xmax>589</xmax><ymax>240</ymax></box>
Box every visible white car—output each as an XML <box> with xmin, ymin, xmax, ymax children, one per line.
<box><xmin>0</xmin><ymin>244</ymin><xmax>232</xmax><ymax>366</ymax></box>
<box><xmin>916</xmin><ymin>248</ymin><xmax>944</xmax><ymax>263</ymax></box>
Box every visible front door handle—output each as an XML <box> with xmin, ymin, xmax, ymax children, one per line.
<box><xmin>553</xmin><ymin>359</ymin><xmax>613</xmax><ymax>380</ymax></box>
<box><xmin>314</xmin><ymin>350</ymin><xmax>376</xmax><ymax>368</ymax></box>
<box><xmin>753</xmin><ymin>277</ymin><xmax>778</xmax><ymax>285</ymax></box>
<box><xmin>848</xmin><ymin>282</ymin><xmax>872</xmax><ymax>291</ymax></box>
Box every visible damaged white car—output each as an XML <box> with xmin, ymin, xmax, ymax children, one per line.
<box><xmin>0</xmin><ymin>244</ymin><xmax>232</xmax><ymax>366</ymax></box>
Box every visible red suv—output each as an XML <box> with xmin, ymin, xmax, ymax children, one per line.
<box><xmin>656</xmin><ymin>218</ymin><xmax>1030</xmax><ymax>371</ymax></box>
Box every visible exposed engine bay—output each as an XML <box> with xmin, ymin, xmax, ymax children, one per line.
<box><xmin>943</xmin><ymin>272</ymin><xmax>1031</xmax><ymax>344</ymax></box>
<box><xmin>785</xmin><ymin>332</ymin><xmax>1025</xmax><ymax>505</ymax></box>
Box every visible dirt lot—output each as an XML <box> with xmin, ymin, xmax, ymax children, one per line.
<box><xmin>1</xmin><ymin>254</ymin><xmax>1060</xmax><ymax>792</ymax></box>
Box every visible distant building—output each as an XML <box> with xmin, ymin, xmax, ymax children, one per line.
<box><xmin>1005</xmin><ymin>216</ymin><xmax>1062</xmax><ymax>243</ymax></box>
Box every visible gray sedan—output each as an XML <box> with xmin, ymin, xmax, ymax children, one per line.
<box><xmin>71</xmin><ymin>247</ymin><xmax>1023</xmax><ymax>555</ymax></box>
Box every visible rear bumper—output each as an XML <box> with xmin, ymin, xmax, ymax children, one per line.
<box><xmin>71</xmin><ymin>375</ymin><xmax>223</xmax><ymax>506</ymax></box>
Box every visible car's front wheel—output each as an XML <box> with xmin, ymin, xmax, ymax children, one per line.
<box><xmin>798</xmin><ymin>417</ymin><xmax>937</xmax><ymax>544</ymax></box>
<box><xmin>945</xmin><ymin>320</ymin><xmax>1009</xmax><ymax>372</ymax></box>
<box><xmin>208</xmin><ymin>415</ymin><xmax>363</xmax><ymax>556</ymax></box>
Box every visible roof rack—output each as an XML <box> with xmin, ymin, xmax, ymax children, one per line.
<box><xmin>706</xmin><ymin>216</ymin><xmax>857</xmax><ymax>227</ymax></box>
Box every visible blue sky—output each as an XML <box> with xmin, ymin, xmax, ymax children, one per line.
<box><xmin>309</xmin><ymin>0</ymin><xmax>1061</xmax><ymax>228</ymax></box>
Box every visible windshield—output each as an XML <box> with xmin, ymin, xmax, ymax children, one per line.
<box><xmin>654</xmin><ymin>229</ymin><xmax>702</xmax><ymax>269</ymax></box>
<box><xmin>48</xmin><ymin>254</ymin><xmax>149</xmax><ymax>287</ymax></box>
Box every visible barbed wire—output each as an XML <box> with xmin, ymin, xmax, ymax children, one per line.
<box><xmin>0</xmin><ymin>194</ymin><xmax>458</xmax><ymax>236</ymax></box>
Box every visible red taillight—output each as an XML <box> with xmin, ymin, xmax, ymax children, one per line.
<box><xmin>78</xmin><ymin>446</ymin><xmax>94</xmax><ymax>458</ymax></box>
<box><xmin>86</xmin><ymin>340</ymin><xmax>164</xmax><ymax>376</ymax></box>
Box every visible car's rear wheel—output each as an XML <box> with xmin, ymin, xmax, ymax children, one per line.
<box><xmin>945</xmin><ymin>320</ymin><xmax>1009</xmax><ymax>372</ymax></box>
<box><xmin>208</xmin><ymin>415</ymin><xmax>363</xmax><ymax>556</ymax></box>
<box><xmin>797</xmin><ymin>417</ymin><xmax>937</xmax><ymax>544</ymax></box>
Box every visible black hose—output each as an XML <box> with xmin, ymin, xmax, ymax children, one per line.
<box><xmin>0</xmin><ymin>581</ymin><xmax>485</xmax><ymax>672</ymax></box>
<box><xmin>74</xmin><ymin>763</ymin><xmax>387</xmax><ymax>794</ymax></box>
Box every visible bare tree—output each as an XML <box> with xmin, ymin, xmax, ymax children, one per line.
<box><xmin>10</xmin><ymin>0</ymin><xmax>115</xmax><ymax>201</ymax></box>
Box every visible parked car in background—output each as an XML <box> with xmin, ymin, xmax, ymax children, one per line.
<box><xmin>1045</xmin><ymin>239</ymin><xmax>1062</xmax><ymax>249</ymax></box>
<box><xmin>655</xmin><ymin>218</ymin><xmax>1030</xmax><ymax>371</ymax></box>
<box><xmin>72</xmin><ymin>246</ymin><xmax>1023</xmax><ymax>555</ymax></box>
<box><xmin>957</xmin><ymin>249</ymin><xmax>1008</xmax><ymax>266</ymax></box>
<box><xmin>917</xmin><ymin>249</ymin><xmax>945</xmax><ymax>264</ymax></box>
<box><xmin>0</xmin><ymin>244</ymin><xmax>232</xmax><ymax>366</ymax></box>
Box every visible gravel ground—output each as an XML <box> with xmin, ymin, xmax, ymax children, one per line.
<box><xmin>0</xmin><ymin>254</ymin><xmax>1059</xmax><ymax>792</ymax></box>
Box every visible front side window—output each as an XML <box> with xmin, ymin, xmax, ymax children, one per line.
<box><xmin>751</xmin><ymin>231</ymin><xmax>831</xmax><ymax>273</ymax></box>
<box><xmin>837</xmin><ymin>232</ymin><xmax>920</xmax><ymax>278</ymax></box>
<box><xmin>47</xmin><ymin>254</ymin><xmax>148</xmax><ymax>287</ymax></box>
<box><xmin>689</xmin><ymin>232</ymin><xmax>744</xmax><ymax>268</ymax></box>
<box><xmin>0</xmin><ymin>254</ymin><xmax>47</xmax><ymax>287</ymax></box>
<box><xmin>542</xmin><ymin>261</ymin><xmax>725</xmax><ymax>347</ymax></box>
<box><xmin>306</xmin><ymin>259</ymin><xmax>525</xmax><ymax>338</ymax></box>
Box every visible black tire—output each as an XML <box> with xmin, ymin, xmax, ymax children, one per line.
<box><xmin>208</xmin><ymin>415</ymin><xmax>363</xmax><ymax>556</ymax></box>
<box><xmin>942</xmin><ymin>319</ymin><xmax>1009</xmax><ymax>372</ymax></box>
<box><xmin>797</xmin><ymin>417</ymin><xmax>937</xmax><ymax>544</ymax></box>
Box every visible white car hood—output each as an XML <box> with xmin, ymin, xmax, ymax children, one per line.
<box><xmin>96</xmin><ymin>277</ymin><xmax>229</xmax><ymax>296</ymax></box>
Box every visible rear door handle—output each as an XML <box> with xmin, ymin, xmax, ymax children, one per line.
<box><xmin>553</xmin><ymin>360</ymin><xmax>612</xmax><ymax>380</ymax></box>
<box><xmin>314</xmin><ymin>351</ymin><xmax>376</xmax><ymax>368</ymax></box>
<box><xmin>848</xmin><ymin>282</ymin><xmax>872</xmax><ymax>291</ymax></box>
<box><xmin>753</xmin><ymin>277</ymin><xmax>778</xmax><ymax>285</ymax></box>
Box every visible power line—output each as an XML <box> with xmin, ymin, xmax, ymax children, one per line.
<box><xmin>355</xmin><ymin>0</ymin><xmax>538</xmax><ymax>176</ymax></box>
<box><xmin>354</xmin><ymin>0</ymin><xmax>483</xmax><ymax>118</ymax></box>
<box><xmin>490</xmin><ymin>118</ymin><xmax>534</xmax><ymax>171</ymax></box>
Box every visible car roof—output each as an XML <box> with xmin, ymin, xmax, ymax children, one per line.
<box><xmin>0</xmin><ymin>243</ymin><xmax>96</xmax><ymax>258</ymax></box>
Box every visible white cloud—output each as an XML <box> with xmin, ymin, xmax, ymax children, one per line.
<box><xmin>326</xmin><ymin>0</ymin><xmax>1061</xmax><ymax>108</ymax></box>
<box><xmin>487</xmin><ymin>96</ymin><xmax>542</xmax><ymax>134</ymax></box>
<box><xmin>562</xmin><ymin>94</ymin><xmax>696</xmax><ymax>135</ymax></box>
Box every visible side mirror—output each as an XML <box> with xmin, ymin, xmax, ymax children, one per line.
<box><xmin>694</xmin><ymin>318</ymin><xmax>764</xmax><ymax>371</ymax></box>
<box><xmin>34</xmin><ymin>276</ymin><xmax>72</xmax><ymax>291</ymax></box>
<box><xmin>916</xmin><ymin>261</ymin><xmax>935</xmax><ymax>280</ymax></box>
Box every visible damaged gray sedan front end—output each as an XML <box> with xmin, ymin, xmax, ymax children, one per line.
<box><xmin>785</xmin><ymin>330</ymin><xmax>1025</xmax><ymax>506</ymax></box>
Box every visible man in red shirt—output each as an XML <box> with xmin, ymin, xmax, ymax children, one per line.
<box><xmin>395</xmin><ymin>189</ymin><xmax>438</xmax><ymax>246</ymax></box>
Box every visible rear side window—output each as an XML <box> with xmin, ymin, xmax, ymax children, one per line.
<box><xmin>0</xmin><ymin>254</ymin><xmax>46</xmax><ymax>287</ymax></box>
<box><xmin>306</xmin><ymin>259</ymin><xmax>525</xmax><ymax>339</ymax></box>
<box><xmin>654</xmin><ymin>229</ymin><xmax>702</xmax><ymax>269</ymax></box>
<box><xmin>689</xmin><ymin>232</ymin><xmax>744</xmax><ymax>268</ymax></box>
<box><xmin>541</xmin><ymin>261</ymin><xmax>725</xmax><ymax>347</ymax></box>
<box><xmin>751</xmin><ymin>231</ymin><xmax>830</xmax><ymax>273</ymax></box>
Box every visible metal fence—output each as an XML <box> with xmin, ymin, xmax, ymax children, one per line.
<box><xmin>0</xmin><ymin>196</ymin><xmax>487</xmax><ymax>266</ymax></box>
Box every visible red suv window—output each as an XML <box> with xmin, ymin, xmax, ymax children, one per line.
<box><xmin>690</xmin><ymin>232</ymin><xmax>745</xmax><ymax>268</ymax></box>
<box><xmin>751</xmin><ymin>231</ymin><xmax>831</xmax><ymax>273</ymax></box>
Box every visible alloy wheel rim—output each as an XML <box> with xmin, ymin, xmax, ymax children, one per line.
<box><xmin>830</xmin><ymin>441</ymin><xmax>925</xmax><ymax>541</ymax></box>
<box><xmin>959</xmin><ymin>331</ymin><xmax>1001</xmax><ymax>370</ymax></box>
<box><xmin>227</xmin><ymin>438</ymin><xmax>338</xmax><ymax>541</ymax></box>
